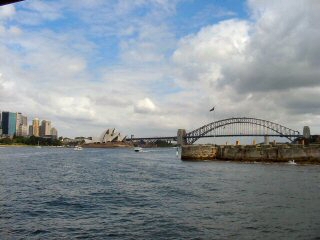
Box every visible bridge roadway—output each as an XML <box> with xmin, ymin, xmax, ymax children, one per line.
<box><xmin>127</xmin><ymin>134</ymin><xmax>301</xmax><ymax>142</ymax></box>
<box><xmin>128</xmin><ymin>136</ymin><xmax>177</xmax><ymax>142</ymax></box>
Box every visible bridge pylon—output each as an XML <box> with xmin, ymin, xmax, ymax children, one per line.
<box><xmin>177</xmin><ymin>129</ymin><xmax>187</xmax><ymax>146</ymax></box>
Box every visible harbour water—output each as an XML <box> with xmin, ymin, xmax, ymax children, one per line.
<box><xmin>0</xmin><ymin>147</ymin><xmax>319</xmax><ymax>239</ymax></box>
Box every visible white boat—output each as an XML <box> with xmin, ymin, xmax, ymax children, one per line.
<box><xmin>74</xmin><ymin>146</ymin><xmax>83</xmax><ymax>151</ymax></box>
<box><xmin>288</xmin><ymin>160</ymin><xmax>297</xmax><ymax>165</ymax></box>
<box><xmin>134</xmin><ymin>147</ymin><xmax>143</xmax><ymax>152</ymax></box>
<box><xmin>36</xmin><ymin>141</ymin><xmax>41</xmax><ymax>148</ymax></box>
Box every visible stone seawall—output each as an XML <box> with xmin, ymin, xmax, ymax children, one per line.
<box><xmin>181</xmin><ymin>144</ymin><xmax>320</xmax><ymax>164</ymax></box>
<box><xmin>181</xmin><ymin>145</ymin><xmax>218</xmax><ymax>160</ymax></box>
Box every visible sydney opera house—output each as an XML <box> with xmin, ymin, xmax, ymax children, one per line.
<box><xmin>83</xmin><ymin>128</ymin><xmax>130</xmax><ymax>147</ymax></box>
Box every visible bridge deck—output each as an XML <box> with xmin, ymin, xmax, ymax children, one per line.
<box><xmin>128</xmin><ymin>134</ymin><xmax>302</xmax><ymax>142</ymax></box>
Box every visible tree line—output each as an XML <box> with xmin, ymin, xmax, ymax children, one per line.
<box><xmin>0</xmin><ymin>135</ymin><xmax>62</xmax><ymax>146</ymax></box>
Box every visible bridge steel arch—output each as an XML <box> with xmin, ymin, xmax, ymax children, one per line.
<box><xmin>186</xmin><ymin>117</ymin><xmax>301</xmax><ymax>144</ymax></box>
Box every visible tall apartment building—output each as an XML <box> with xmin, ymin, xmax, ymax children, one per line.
<box><xmin>40</xmin><ymin>120</ymin><xmax>51</xmax><ymax>137</ymax></box>
<box><xmin>16</xmin><ymin>113</ymin><xmax>28</xmax><ymax>136</ymax></box>
<box><xmin>1</xmin><ymin>112</ymin><xmax>17</xmax><ymax>136</ymax></box>
<box><xmin>50</xmin><ymin>127</ymin><xmax>58</xmax><ymax>139</ymax></box>
<box><xmin>28</xmin><ymin>125</ymin><xmax>33</xmax><ymax>136</ymax></box>
<box><xmin>0</xmin><ymin>111</ymin><xmax>2</xmax><ymax>135</ymax></box>
<box><xmin>32</xmin><ymin>118</ymin><xmax>40</xmax><ymax>137</ymax></box>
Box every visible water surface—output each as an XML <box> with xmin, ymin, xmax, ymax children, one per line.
<box><xmin>0</xmin><ymin>147</ymin><xmax>319</xmax><ymax>239</ymax></box>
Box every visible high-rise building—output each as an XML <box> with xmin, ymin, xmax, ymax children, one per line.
<box><xmin>21</xmin><ymin>115</ymin><xmax>28</xmax><ymax>136</ymax></box>
<box><xmin>0</xmin><ymin>111</ymin><xmax>2</xmax><ymax>136</ymax></box>
<box><xmin>16</xmin><ymin>113</ymin><xmax>22</xmax><ymax>136</ymax></box>
<box><xmin>0</xmin><ymin>111</ymin><xmax>2</xmax><ymax>135</ymax></box>
<box><xmin>50</xmin><ymin>127</ymin><xmax>58</xmax><ymax>139</ymax></box>
<box><xmin>1</xmin><ymin>112</ymin><xmax>17</xmax><ymax>136</ymax></box>
<box><xmin>32</xmin><ymin>118</ymin><xmax>40</xmax><ymax>137</ymax></box>
<box><xmin>16</xmin><ymin>113</ymin><xmax>28</xmax><ymax>136</ymax></box>
<box><xmin>28</xmin><ymin>125</ymin><xmax>33</xmax><ymax>136</ymax></box>
<box><xmin>40</xmin><ymin>120</ymin><xmax>51</xmax><ymax>137</ymax></box>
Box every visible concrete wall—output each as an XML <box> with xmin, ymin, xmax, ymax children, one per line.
<box><xmin>181</xmin><ymin>144</ymin><xmax>320</xmax><ymax>163</ymax></box>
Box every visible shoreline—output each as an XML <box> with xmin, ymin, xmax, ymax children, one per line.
<box><xmin>0</xmin><ymin>144</ymin><xmax>29</xmax><ymax>147</ymax></box>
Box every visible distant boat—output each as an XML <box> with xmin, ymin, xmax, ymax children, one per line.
<box><xmin>134</xmin><ymin>147</ymin><xmax>143</xmax><ymax>152</ymax></box>
<box><xmin>74</xmin><ymin>146</ymin><xmax>83</xmax><ymax>151</ymax></box>
<box><xmin>36</xmin><ymin>141</ymin><xmax>41</xmax><ymax>148</ymax></box>
<box><xmin>288</xmin><ymin>160</ymin><xmax>297</xmax><ymax>165</ymax></box>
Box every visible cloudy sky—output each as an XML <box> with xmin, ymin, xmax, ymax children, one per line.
<box><xmin>0</xmin><ymin>0</ymin><xmax>319</xmax><ymax>139</ymax></box>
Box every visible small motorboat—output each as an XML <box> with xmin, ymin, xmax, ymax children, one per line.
<box><xmin>288</xmin><ymin>160</ymin><xmax>297</xmax><ymax>165</ymax></box>
<box><xmin>74</xmin><ymin>146</ymin><xmax>83</xmax><ymax>151</ymax></box>
<box><xmin>134</xmin><ymin>147</ymin><xmax>143</xmax><ymax>152</ymax></box>
<box><xmin>36</xmin><ymin>141</ymin><xmax>42</xmax><ymax>148</ymax></box>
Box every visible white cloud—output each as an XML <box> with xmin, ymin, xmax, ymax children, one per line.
<box><xmin>171</xmin><ymin>0</ymin><xmax>320</xmax><ymax>134</ymax></box>
<box><xmin>0</xmin><ymin>73</ymin><xmax>15</xmax><ymax>97</ymax></box>
<box><xmin>16</xmin><ymin>0</ymin><xmax>64</xmax><ymax>25</ymax></box>
<box><xmin>8</xmin><ymin>26</ymin><xmax>22</xmax><ymax>35</ymax></box>
<box><xmin>134</xmin><ymin>98</ymin><xmax>157</xmax><ymax>113</ymax></box>
<box><xmin>0</xmin><ymin>4</ymin><xmax>16</xmax><ymax>19</ymax></box>
<box><xmin>173</xmin><ymin>19</ymin><xmax>250</xmax><ymax>89</ymax></box>
<box><xmin>229</xmin><ymin>0</ymin><xmax>320</xmax><ymax>93</ymax></box>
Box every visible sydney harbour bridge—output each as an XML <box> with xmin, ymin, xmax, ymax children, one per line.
<box><xmin>129</xmin><ymin>117</ymin><xmax>302</xmax><ymax>145</ymax></box>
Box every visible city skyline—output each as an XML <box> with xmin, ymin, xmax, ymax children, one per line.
<box><xmin>0</xmin><ymin>0</ymin><xmax>319</xmax><ymax>138</ymax></box>
<box><xmin>0</xmin><ymin>110</ymin><xmax>58</xmax><ymax>138</ymax></box>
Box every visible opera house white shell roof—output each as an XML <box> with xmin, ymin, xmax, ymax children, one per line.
<box><xmin>84</xmin><ymin>128</ymin><xmax>126</xmax><ymax>144</ymax></box>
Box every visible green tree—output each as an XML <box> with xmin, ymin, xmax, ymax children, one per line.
<box><xmin>0</xmin><ymin>137</ymin><xmax>13</xmax><ymax>145</ymax></box>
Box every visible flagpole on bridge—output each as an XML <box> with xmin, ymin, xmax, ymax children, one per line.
<box><xmin>209</xmin><ymin>106</ymin><xmax>215</xmax><ymax>143</ymax></box>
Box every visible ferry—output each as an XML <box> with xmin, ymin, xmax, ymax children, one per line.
<box><xmin>74</xmin><ymin>146</ymin><xmax>83</xmax><ymax>151</ymax></box>
<box><xmin>134</xmin><ymin>147</ymin><xmax>143</xmax><ymax>152</ymax></box>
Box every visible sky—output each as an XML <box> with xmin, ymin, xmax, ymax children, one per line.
<box><xmin>0</xmin><ymin>0</ymin><xmax>320</xmax><ymax>140</ymax></box>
